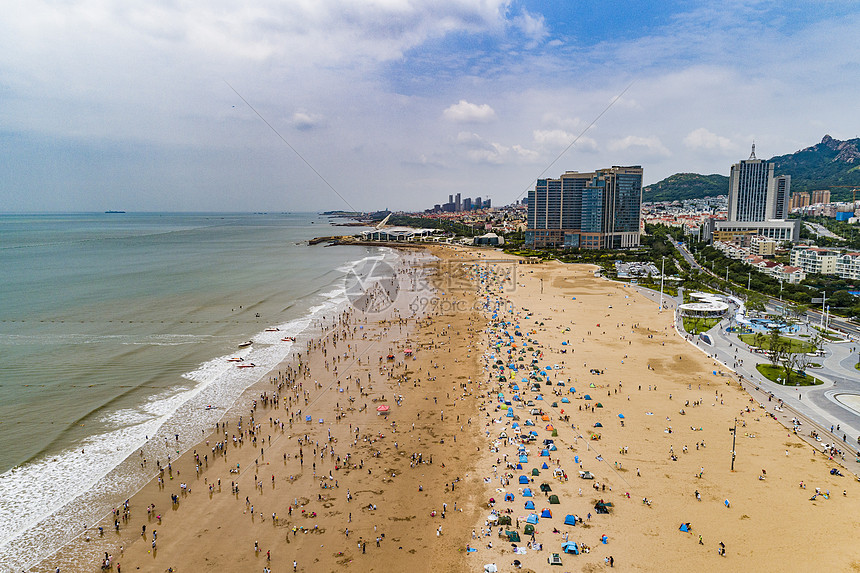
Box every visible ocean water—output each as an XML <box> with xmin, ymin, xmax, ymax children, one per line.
<box><xmin>0</xmin><ymin>212</ymin><xmax>388</xmax><ymax>569</ymax></box>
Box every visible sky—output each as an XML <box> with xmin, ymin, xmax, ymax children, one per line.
<box><xmin>1</xmin><ymin>0</ymin><xmax>859</xmax><ymax>213</ymax></box>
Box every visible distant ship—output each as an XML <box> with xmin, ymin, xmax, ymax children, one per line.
<box><xmin>104</xmin><ymin>210</ymin><xmax>126</xmax><ymax>214</ymax></box>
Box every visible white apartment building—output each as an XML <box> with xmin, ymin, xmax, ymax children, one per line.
<box><xmin>836</xmin><ymin>252</ymin><xmax>860</xmax><ymax>281</ymax></box>
<box><xmin>789</xmin><ymin>246</ymin><xmax>839</xmax><ymax>275</ymax></box>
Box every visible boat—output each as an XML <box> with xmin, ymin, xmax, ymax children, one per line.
<box><xmin>227</xmin><ymin>357</ymin><xmax>244</xmax><ymax>363</ymax></box>
<box><xmin>265</xmin><ymin>328</ymin><xmax>279</xmax><ymax>332</ymax></box>
<box><xmin>104</xmin><ymin>210</ymin><xmax>126</xmax><ymax>214</ymax></box>
<box><xmin>238</xmin><ymin>341</ymin><xmax>253</xmax><ymax>348</ymax></box>
<box><xmin>237</xmin><ymin>363</ymin><xmax>256</xmax><ymax>368</ymax></box>
<box><xmin>281</xmin><ymin>336</ymin><xmax>296</xmax><ymax>342</ymax></box>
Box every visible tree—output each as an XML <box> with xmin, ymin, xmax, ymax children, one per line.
<box><xmin>766</xmin><ymin>327</ymin><xmax>786</xmax><ymax>369</ymax></box>
<box><xmin>747</xmin><ymin>294</ymin><xmax>767</xmax><ymax>314</ymax></box>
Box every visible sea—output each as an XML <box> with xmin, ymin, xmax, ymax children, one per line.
<box><xmin>0</xmin><ymin>212</ymin><xmax>392</xmax><ymax>570</ymax></box>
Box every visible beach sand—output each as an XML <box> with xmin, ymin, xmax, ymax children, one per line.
<box><xmin>36</xmin><ymin>249</ymin><xmax>860</xmax><ymax>572</ymax></box>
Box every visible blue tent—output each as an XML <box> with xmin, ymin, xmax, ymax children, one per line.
<box><xmin>562</xmin><ymin>541</ymin><xmax>579</xmax><ymax>554</ymax></box>
<box><xmin>535</xmin><ymin>395</ymin><xmax>543</xmax><ymax>401</ymax></box>
<box><xmin>504</xmin><ymin>493</ymin><xmax>514</xmax><ymax>502</ymax></box>
<box><xmin>512</xmin><ymin>423</ymin><xmax>520</xmax><ymax>429</ymax></box>
<box><xmin>519</xmin><ymin>455</ymin><xmax>528</xmax><ymax>463</ymax></box>
<box><xmin>569</xmin><ymin>387</ymin><xmax>576</xmax><ymax>393</ymax></box>
<box><xmin>526</xmin><ymin>514</ymin><xmax>539</xmax><ymax>524</ymax></box>
<box><xmin>516</xmin><ymin>464</ymin><xmax>522</xmax><ymax>469</ymax></box>
<box><xmin>523</xmin><ymin>488</ymin><xmax>533</xmax><ymax>497</ymax></box>
<box><xmin>540</xmin><ymin>508</ymin><xmax>552</xmax><ymax>518</ymax></box>
<box><xmin>549</xmin><ymin>444</ymin><xmax>558</xmax><ymax>451</ymax></box>
<box><xmin>541</xmin><ymin>462</ymin><xmax>549</xmax><ymax>469</ymax></box>
<box><xmin>584</xmin><ymin>394</ymin><xmax>592</xmax><ymax>400</ymax></box>
<box><xmin>507</xmin><ymin>408</ymin><xmax>514</xmax><ymax>418</ymax></box>
<box><xmin>305</xmin><ymin>415</ymin><xmax>312</xmax><ymax>422</ymax></box>
<box><xmin>618</xmin><ymin>414</ymin><xmax>625</xmax><ymax>419</ymax></box>
<box><xmin>679</xmin><ymin>523</ymin><xmax>691</xmax><ymax>532</ymax></box>
<box><xmin>525</xmin><ymin>419</ymin><xmax>535</xmax><ymax>426</ymax></box>
<box><xmin>524</xmin><ymin>500</ymin><xmax>535</xmax><ymax>510</ymax></box>
<box><xmin>519</xmin><ymin>475</ymin><xmax>530</xmax><ymax>484</ymax></box>
<box><xmin>574</xmin><ymin>456</ymin><xmax>580</xmax><ymax>463</ymax></box>
<box><xmin>563</xmin><ymin>515</ymin><xmax>577</xmax><ymax>526</ymax></box>
<box><xmin>561</xmin><ymin>397</ymin><xmax>570</xmax><ymax>403</ymax></box>
<box><xmin>540</xmin><ymin>449</ymin><xmax>550</xmax><ymax>457</ymax></box>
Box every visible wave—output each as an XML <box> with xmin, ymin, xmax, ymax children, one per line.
<box><xmin>0</xmin><ymin>247</ymin><xmax>396</xmax><ymax>571</ymax></box>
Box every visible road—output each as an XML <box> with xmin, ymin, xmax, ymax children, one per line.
<box><xmin>805</xmin><ymin>221</ymin><xmax>845</xmax><ymax>241</ymax></box>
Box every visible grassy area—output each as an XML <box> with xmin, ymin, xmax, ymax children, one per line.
<box><xmin>683</xmin><ymin>316</ymin><xmax>722</xmax><ymax>335</ymax></box>
<box><xmin>738</xmin><ymin>333</ymin><xmax>816</xmax><ymax>354</ymax></box>
<box><xmin>756</xmin><ymin>364</ymin><xmax>822</xmax><ymax>386</ymax></box>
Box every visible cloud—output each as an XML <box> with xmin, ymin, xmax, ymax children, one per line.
<box><xmin>683</xmin><ymin>127</ymin><xmax>735</xmax><ymax>151</ymax></box>
<box><xmin>533</xmin><ymin>129</ymin><xmax>598</xmax><ymax>152</ymax></box>
<box><xmin>291</xmin><ymin>111</ymin><xmax>324</xmax><ymax>131</ymax></box>
<box><xmin>512</xmin><ymin>8</ymin><xmax>549</xmax><ymax>47</ymax></box>
<box><xmin>608</xmin><ymin>135</ymin><xmax>671</xmax><ymax>157</ymax></box>
<box><xmin>455</xmin><ymin>131</ymin><xmax>538</xmax><ymax>164</ymax></box>
<box><xmin>443</xmin><ymin>100</ymin><xmax>497</xmax><ymax>123</ymax></box>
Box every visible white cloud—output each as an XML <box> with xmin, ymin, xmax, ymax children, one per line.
<box><xmin>608</xmin><ymin>135</ymin><xmax>671</xmax><ymax>157</ymax></box>
<box><xmin>512</xmin><ymin>9</ymin><xmax>548</xmax><ymax>47</ymax></box>
<box><xmin>683</xmin><ymin>127</ymin><xmax>735</xmax><ymax>152</ymax></box>
<box><xmin>455</xmin><ymin>131</ymin><xmax>538</xmax><ymax>164</ymax></box>
<box><xmin>291</xmin><ymin>111</ymin><xmax>324</xmax><ymax>131</ymax></box>
<box><xmin>533</xmin><ymin>129</ymin><xmax>598</xmax><ymax>152</ymax></box>
<box><xmin>443</xmin><ymin>100</ymin><xmax>497</xmax><ymax>123</ymax></box>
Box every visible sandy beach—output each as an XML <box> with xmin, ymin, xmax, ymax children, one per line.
<box><xmin>36</xmin><ymin>247</ymin><xmax>860</xmax><ymax>572</ymax></box>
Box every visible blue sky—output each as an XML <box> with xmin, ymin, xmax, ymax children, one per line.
<box><xmin>1</xmin><ymin>1</ymin><xmax>859</xmax><ymax>212</ymax></box>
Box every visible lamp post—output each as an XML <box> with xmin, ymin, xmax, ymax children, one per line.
<box><xmin>730</xmin><ymin>418</ymin><xmax>738</xmax><ymax>471</ymax></box>
<box><xmin>659</xmin><ymin>256</ymin><xmax>665</xmax><ymax>311</ymax></box>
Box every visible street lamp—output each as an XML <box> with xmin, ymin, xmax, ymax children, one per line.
<box><xmin>729</xmin><ymin>418</ymin><xmax>738</xmax><ymax>471</ymax></box>
<box><xmin>659</xmin><ymin>256</ymin><xmax>665</xmax><ymax>311</ymax></box>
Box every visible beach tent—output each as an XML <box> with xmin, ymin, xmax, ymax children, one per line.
<box><xmin>504</xmin><ymin>493</ymin><xmax>515</xmax><ymax>502</ymax></box>
<box><xmin>540</xmin><ymin>483</ymin><xmax>552</xmax><ymax>492</ymax></box>
<box><xmin>541</xmin><ymin>508</ymin><xmax>552</xmax><ymax>518</ymax></box>
<box><xmin>519</xmin><ymin>475</ymin><xmax>530</xmax><ymax>484</ymax></box>
<box><xmin>541</xmin><ymin>415</ymin><xmax>550</xmax><ymax>421</ymax></box>
<box><xmin>679</xmin><ymin>523</ymin><xmax>691</xmax><ymax>533</ymax></box>
<box><xmin>516</xmin><ymin>464</ymin><xmax>522</xmax><ymax>470</ymax></box>
<box><xmin>569</xmin><ymin>388</ymin><xmax>576</xmax><ymax>393</ymax></box>
<box><xmin>589</xmin><ymin>383</ymin><xmax>596</xmax><ymax>388</ymax></box>
<box><xmin>526</xmin><ymin>514</ymin><xmax>539</xmax><ymax>525</ymax></box>
<box><xmin>574</xmin><ymin>456</ymin><xmax>580</xmax><ymax>463</ymax></box>
<box><xmin>519</xmin><ymin>455</ymin><xmax>528</xmax><ymax>463</ymax></box>
<box><xmin>524</xmin><ymin>500</ymin><xmax>535</xmax><ymax>510</ymax></box>
<box><xmin>561</xmin><ymin>541</ymin><xmax>579</xmax><ymax>555</ymax></box>
<box><xmin>532</xmin><ymin>468</ymin><xmax>540</xmax><ymax>476</ymax></box>
<box><xmin>561</xmin><ymin>398</ymin><xmax>570</xmax><ymax>403</ymax></box>
<box><xmin>594</xmin><ymin>501</ymin><xmax>612</xmax><ymax>514</ymax></box>
<box><xmin>594</xmin><ymin>422</ymin><xmax>603</xmax><ymax>428</ymax></box>
<box><xmin>541</xmin><ymin>462</ymin><xmax>549</xmax><ymax>469</ymax></box>
<box><xmin>524</xmin><ymin>524</ymin><xmax>535</xmax><ymax>536</ymax></box>
<box><xmin>305</xmin><ymin>415</ymin><xmax>312</xmax><ymax>422</ymax></box>
<box><xmin>523</xmin><ymin>488</ymin><xmax>533</xmax><ymax>497</ymax></box>
<box><xmin>507</xmin><ymin>408</ymin><xmax>514</xmax><ymax>418</ymax></box>
<box><xmin>498</xmin><ymin>515</ymin><xmax>512</xmax><ymax>526</ymax></box>
<box><xmin>549</xmin><ymin>495</ymin><xmax>560</xmax><ymax>504</ymax></box>
<box><xmin>545</xmin><ymin>425</ymin><xmax>554</xmax><ymax>432</ymax></box>
<box><xmin>584</xmin><ymin>394</ymin><xmax>592</xmax><ymax>400</ymax></box>
<box><xmin>549</xmin><ymin>444</ymin><xmax>558</xmax><ymax>451</ymax></box>
<box><xmin>596</xmin><ymin>403</ymin><xmax>604</xmax><ymax>408</ymax></box>
<box><xmin>618</xmin><ymin>414</ymin><xmax>625</xmax><ymax>419</ymax></box>
<box><xmin>525</xmin><ymin>419</ymin><xmax>535</xmax><ymax>426</ymax></box>
<box><xmin>484</xmin><ymin>564</ymin><xmax>498</xmax><ymax>573</ymax></box>
<box><xmin>505</xmin><ymin>531</ymin><xmax>520</xmax><ymax>542</ymax></box>
<box><xmin>564</xmin><ymin>515</ymin><xmax>577</xmax><ymax>526</ymax></box>
<box><xmin>535</xmin><ymin>395</ymin><xmax>543</xmax><ymax>401</ymax></box>
<box><xmin>540</xmin><ymin>449</ymin><xmax>550</xmax><ymax>457</ymax></box>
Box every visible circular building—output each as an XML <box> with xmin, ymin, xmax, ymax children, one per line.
<box><xmin>678</xmin><ymin>292</ymin><xmax>729</xmax><ymax>318</ymax></box>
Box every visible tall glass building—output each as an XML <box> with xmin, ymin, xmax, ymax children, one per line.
<box><xmin>526</xmin><ymin>166</ymin><xmax>643</xmax><ymax>249</ymax></box>
<box><xmin>727</xmin><ymin>144</ymin><xmax>790</xmax><ymax>221</ymax></box>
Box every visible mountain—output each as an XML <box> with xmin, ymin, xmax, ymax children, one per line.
<box><xmin>644</xmin><ymin>135</ymin><xmax>860</xmax><ymax>203</ymax></box>
<box><xmin>770</xmin><ymin>135</ymin><xmax>860</xmax><ymax>199</ymax></box>
<box><xmin>643</xmin><ymin>173</ymin><xmax>729</xmax><ymax>202</ymax></box>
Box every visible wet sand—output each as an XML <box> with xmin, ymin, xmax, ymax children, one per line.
<box><xmin>36</xmin><ymin>249</ymin><xmax>860</xmax><ymax>572</ymax></box>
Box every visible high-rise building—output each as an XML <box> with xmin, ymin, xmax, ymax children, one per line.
<box><xmin>474</xmin><ymin>197</ymin><xmax>482</xmax><ymax>210</ymax></box>
<box><xmin>810</xmin><ymin>189</ymin><xmax>831</xmax><ymax>205</ymax></box>
<box><xmin>790</xmin><ymin>192</ymin><xmax>810</xmax><ymax>210</ymax></box>
<box><xmin>727</xmin><ymin>144</ymin><xmax>790</xmax><ymax>221</ymax></box>
<box><xmin>455</xmin><ymin>193</ymin><xmax>462</xmax><ymax>212</ymax></box>
<box><xmin>463</xmin><ymin>198</ymin><xmax>472</xmax><ymax>211</ymax></box>
<box><xmin>526</xmin><ymin>166</ymin><xmax>643</xmax><ymax>249</ymax></box>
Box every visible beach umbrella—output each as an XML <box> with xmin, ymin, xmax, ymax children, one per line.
<box><xmin>376</xmin><ymin>405</ymin><xmax>390</xmax><ymax>412</ymax></box>
<box><xmin>618</xmin><ymin>414</ymin><xmax>625</xmax><ymax>419</ymax></box>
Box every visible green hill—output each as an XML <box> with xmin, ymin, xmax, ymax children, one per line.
<box><xmin>644</xmin><ymin>135</ymin><xmax>860</xmax><ymax>203</ymax></box>
<box><xmin>770</xmin><ymin>135</ymin><xmax>860</xmax><ymax>199</ymax></box>
<box><xmin>643</xmin><ymin>173</ymin><xmax>728</xmax><ymax>202</ymax></box>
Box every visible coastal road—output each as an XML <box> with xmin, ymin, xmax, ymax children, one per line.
<box><xmin>697</xmin><ymin>316</ymin><xmax>860</xmax><ymax>465</ymax></box>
